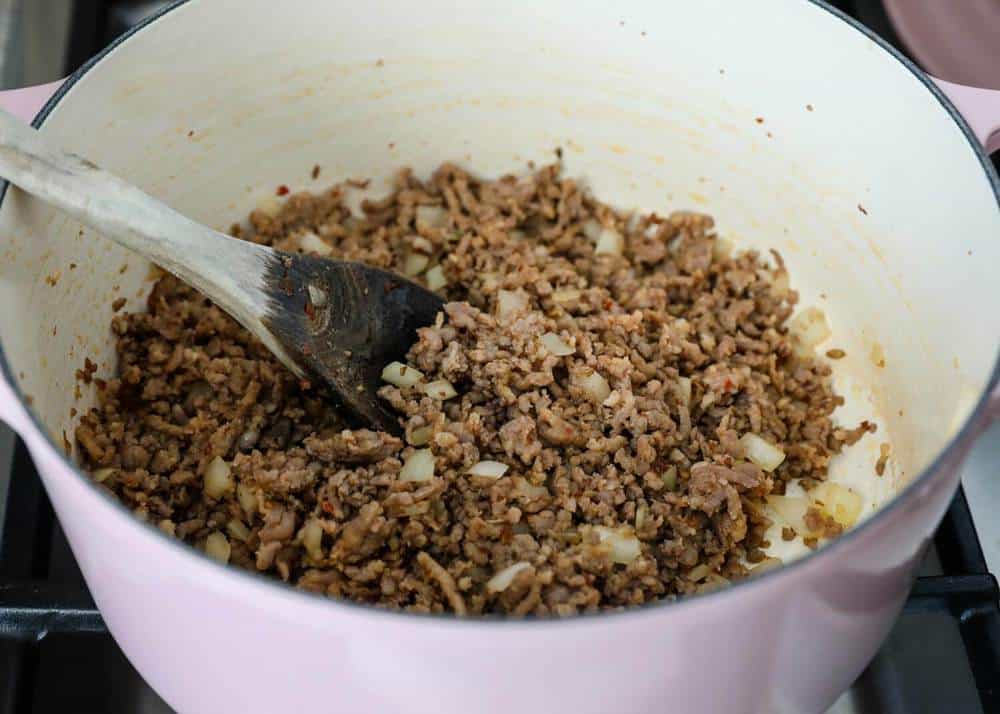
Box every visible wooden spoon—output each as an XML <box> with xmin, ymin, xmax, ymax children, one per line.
<box><xmin>0</xmin><ymin>109</ymin><xmax>444</xmax><ymax>431</ymax></box>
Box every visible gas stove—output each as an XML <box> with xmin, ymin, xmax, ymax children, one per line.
<box><xmin>0</xmin><ymin>2</ymin><xmax>997</xmax><ymax>713</ymax></box>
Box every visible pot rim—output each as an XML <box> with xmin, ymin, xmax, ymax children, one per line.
<box><xmin>0</xmin><ymin>0</ymin><xmax>997</xmax><ymax>629</ymax></box>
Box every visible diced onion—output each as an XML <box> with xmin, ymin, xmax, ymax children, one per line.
<box><xmin>408</xmin><ymin>425</ymin><xmax>433</xmax><ymax>446</ymax></box>
<box><xmin>676</xmin><ymin>377</ymin><xmax>692</xmax><ymax>406</ymax></box>
<box><xmin>486</xmin><ymin>562</ymin><xmax>532</xmax><ymax>593</ymax></box>
<box><xmin>687</xmin><ymin>563</ymin><xmax>712</xmax><ymax>582</ymax></box>
<box><xmin>203</xmin><ymin>456</ymin><xmax>233</xmax><ymax>499</ymax></box>
<box><xmin>790</xmin><ymin>307</ymin><xmax>831</xmax><ymax>351</ymax></box>
<box><xmin>662</xmin><ymin>465</ymin><xmax>678</xmax><ymax>491</ymax></box>
<box><xmin>540</xmin><ymin>332</ymin><xmax>574</xmax><ymax>356</ymax></box>
<box><xmin>423</xmin><ymin>379</ymin><xmax>457</xmax><ymax>400</ymax></box>
<box><xmin>766</xmin><ymin>495</ymin><xmax>810</xmax><ymax>531</ymax></box>
<box><xmin>425</xmin><ymin>265</ymin><xmax>448</xmax><ymax>291</ymax></box>
<box><xmin>581</xmin><ymin>219</ymin><xmax>603</xmax><ymax>241</ymax></box>
<box><xmin>595</xmin><ymin>227</ymin><xmax>624</xmax><ymax>256</ymax></box>
<box><xmin>299</xmin><ymin>231</ymin><xmax>333</xmax><ymax>256</ymax></box>
<box><xmin>810</xmin><ymin>482</ymin><xmax>863</xmax><ymax>529</ymax></box>
<box><xmin>740</xmin><ymin>433</ymin><xmax>786</xmax><ymax>472</ymax></box>
<box><xmin>594</xmin><ymin>526</ymin><xmax>641</xmax><ymax>564</ymax></box>
<box><xmin>713</xmin><ymin>236</ymin><xmax>734</xmax><ymax>260</ymax></box>
<box><xmin>226</xmin><ymin>519</ymin><xmax>251</xmax><ymax>542</ymax></box>
<box><xmin>416</xmin><ymin>205</ymin><xmax>448</xmax><ymax>232</ymax></box>
<box><xmin>93</xmin><ymin>467</ymin><xmax>116</xmax><ymax>483</ymax></box>
<box><xmin>577</xmin><ymin>370</ymin><xmax>611</xmax><ymax>403</ymax></box>
<box><xmin>404</xmin><ymin>252</ymin><xmax>429</xmax><ymax>276</ymax></box>
<box><xmin>301</xmin><ymin>519</ymin><xmax>324</xmax><ymax>560</ymax></box>
<box><xmin>750</xmin><ymin>557</ymin><xmax>784</xmax><ymax>576</ymax></box>
<box><xmin>158</xmin><ymin>520</ymin><xmax>176</xmax><ymax>537</ymax></box>
<box><xmin>635</xmin><ymin>503</ymin><xmax>650</xmax><ymax>531</ymax></box>
<box><xmin>237</xmin><ymin>483</ymin><xmax>258</xmax><ymax>515</ymax></box>
<box><xmin>400</xmin><ymin>449</ymin><xmax>435</xmax><ymax>482</ymax></box>
<box><xmin>467</xmin><ymin>460</ymin><xmax>509</xmax><ymax>479</ymax></box>
<box><xmin>255</xmin><ymin>195</ymin><xmax>282</xmax><ymax>218</ymax></box>
<box><xmin>551</xmin><ymin>289</ymin><xmax>581</xmax><ymax>305</ymax></box>
<box><xmin>381</xmin><ymin>361</ymin><xmax>424</xmax><ymax>388</ymax></box>
<box><xmin>497</xmin><ymin>289</ymin><xmax>529</xmax><ymax>322</ymax></box>
<box><xmin>204</xmin><ymin>532</ymin><xmax>231</xmax><ymax>564</ymax></box>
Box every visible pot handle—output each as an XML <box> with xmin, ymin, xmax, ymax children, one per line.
<box><xmin>0</xmin><ymin>80</ymin><xmax>64</xmax><ymax>123</ymax></box>
<box><xmin>931</xmin><ymin>77</ymin><xmax>1000</xmax><ymax>155</ymax></box>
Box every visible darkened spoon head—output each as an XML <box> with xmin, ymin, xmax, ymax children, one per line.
<box><xmin>261</xmin><ymin>252</ymin><xmax>445</xmax><ymax>432</ymax></box>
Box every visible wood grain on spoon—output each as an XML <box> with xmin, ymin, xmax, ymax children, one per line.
<box><xmin>0</xmin><ymin>108</ymin><xmax>443</xmax><ymax>430</ymax></box>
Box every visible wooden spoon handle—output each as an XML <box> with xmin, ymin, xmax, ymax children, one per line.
<box><xmin>0</xmin><ymin>108</ymin><xmax>271</xmax><ymax>333</ymax></box>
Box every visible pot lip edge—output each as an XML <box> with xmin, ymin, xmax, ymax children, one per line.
<box><xmin>0</xmin><ymin>0</ymin><xmax>996</xmax><ymax>629</ymax></box>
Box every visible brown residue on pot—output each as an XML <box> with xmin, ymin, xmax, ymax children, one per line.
<box><xmin>870</xmin><ymin>342</ymin><xmax>886</xmax><ymax>368</ymax></box>
<box><xmin>875</xmin><ymin>442</ymin><xmax>891</xmax><ymax>477</ymax></box>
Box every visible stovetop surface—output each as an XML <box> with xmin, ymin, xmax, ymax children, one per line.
<box><xmin>0</xmin><ymin>1</ymin><xmax>998</xmax><ymax>713</ymax></box>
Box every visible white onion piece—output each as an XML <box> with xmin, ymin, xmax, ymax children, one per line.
<box><xmin>381</xmin><ymin>361</ymin><xmax>424</xmax><ymax>388</ymax></box>
<box><xmin>408</xmin><ymin>425</ymin><xmax>433</xmax><ymax>446</ymax></box>
<box><xmin>298</xmin><ymin>231</ymin><xmax>333</xmax><ymax>256</ymax></box>
<box><xmin>577</xmin><ymin>370</ymin><xmax>611</xmax><ymax>403</ymax></box>
<box><xmin>416</xmin><ymin>205</ymin><xmax>448</xmax><ymax>231</ymax></box>
<box><xmin>92</xmin><ymin>467</ymin><xmax>116</xmax><ymax>483</ymax></box>
<box><xmin>740</xmin><ymin>433</ymin><xmax>786</xmax><ymax>472</ymax></box>
<box><xmin>400</xmin><ymin>449</ymin><xmax>435</xmax><ymax>482</ymax></box>
<box><xmin>467</xmin><ymin>460</ymin><xmax>508</xmax><ymax>479</ymax></box>
<box><xmin>790</xmin><ymin>307</ymin><xmax>831</xmax><ymax>351</ymax></box>
<box><xmin>595</xmin><ymin>227</ymin><xmax>624</xmax><ymax>256</ymax></box>
<box><xmin>635</xmin><ymin>503</ymin><xmax>649</xmax><ymax>531</ymax></box>
<box><xmin>204</xmin><ymin>532</ymin><xmax>231</xmax><ymax>564</ymax></box>
<box><xmin>687</xmin><ymin>563</ymin><xmax>712</xmax><ymax>582</ymax></box>
<box><xmin>203</xmin><ymin>456</ymin><xmax>233</xmax><ymax>499</ymax></box>
<box><xmin>423</xmin><ymin>379</ymin><xmax>457</xmax><ymax>400</ymax></box>
<box><xmin>581</xmin><ymin>219</ymin><xmax>603</xmax><ymax>241</ymax></box>
<box><xmin>486</xmin><ymin>562</ymin><xmax>532</xmax><ymax>593</ymax></box>
<box><xmin>676</xmin><ymin>377</ymin><xmax>692</xmax><ymax>406</ymax></box>
<box><xmin>540</xmin><ymin>332</ymin><xmax>574</xmax><ymax>356</ymax></box>
<box><xmin>496</xmin><ymin>289</ymin><xmax>529</xmax><ymax>322</ymax></box>
<box><xmin>301</xmin><ymin>519</ymin><xmax>324</xmax><ymax>560</ymax></box>
<box><xmin>766</xmin><ymin>495</ymin><xmax>809</xmax><ymax>531</ymax></box>
<box><xmin>810</xmin><ymin>482</ymin><xmax>863</xmax><ymax>529</ymax></box>
<box><xmin>255</xmin><ymin>195</ymin><xmax>282</xmax><ymax>218</ymax></box>
<box><xmin>237</xmin><ymin>483</ymin><xmax>257</xmax><ymax>515</ymax></box>
<box><xmin>661</xmin><ymin>465</ymin><xmax>678</xmax><ymax>491</ymax></box>
<box><xmin>594</xmin><ymin>526</ymin><xmax>641</xmax><ymax>564</ymax></box>
<box><xmin>226</xmin><ymin>519</ymin><xmax>251</xmax><ymax>543</ymax></box>
<box><xmin>551</xmin><ymin>289</ymin><xmax>581</xmax><ymax>304</ymax></box>
<box><xmin>425</xmin><ymin>265</ymin><xmax>448</xmax><ymax>291</ymax></box>
<box><xmin>750</xmin><ymin>557</ymin><xmax>784</xmax><ymax>576</ymax></box>
<box><xmin>404</xmin><ymin>252</ymin><xmax>430</xmax><ymax>276</ymax></box>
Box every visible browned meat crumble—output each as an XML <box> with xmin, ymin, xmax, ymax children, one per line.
<box><xmin>76</xmin><ymin>163</ymin><xmax>871</xmax><ymax>616</ymax></box>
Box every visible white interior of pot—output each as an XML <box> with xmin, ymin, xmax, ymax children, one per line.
<box><xmin>0</xmin><ymin>0</ymin><xmax>997</xmax><ymax>550</ymax></box>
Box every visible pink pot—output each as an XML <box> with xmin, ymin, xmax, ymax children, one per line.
<box><xmin>0</xmin><ymin>2</ymin><xmax>998</xmax><ymax>712</ymax></box>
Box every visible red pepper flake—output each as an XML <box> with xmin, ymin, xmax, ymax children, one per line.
<box><xmin>299</xmin><ymin>379</ymin><xmax>312</xmax><ymax>391</ymax></box>
<box><xmin>857</xmin><ymin>203</ymin><xmax>868</xmax><ymax>215</ymax></box>
<box><xmin>304</xmin><ymin>300</ymin><xmax>316</xmax><ymax>319</ymax></box>
<box><xmin>276</xmin><ymin>185</ymin><xmax>290</xmax><ymax>196</ymax></box>
<box><xmin>602</xmin><ymin>298</ymin><xmax>614</xmax><ymax>310</ymax></box>
<box><xmin>723</xmin><ymin>378</ymin><xmax>735</xmax><ymax>392</ymax></box>
<box><xmin>321</xmin><ymin>501</ymin><xmax>335</xmax><ymax>514</ymax></box>
<box><xmin>301</xmin><ymin>344</ymin><xmax>312</xmax><ymax>356</ymax></box>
